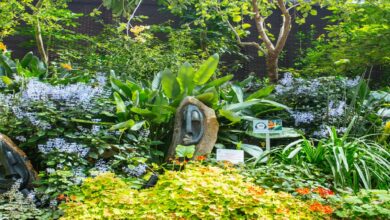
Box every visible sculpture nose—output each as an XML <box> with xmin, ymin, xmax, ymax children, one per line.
<box><xmin>192</xmin><ymin>111</ymin><xmax>200</xmax><ymax>121</ymax></box>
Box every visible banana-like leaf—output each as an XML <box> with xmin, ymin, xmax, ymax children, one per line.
<box><xmin>110</xmin><ymin>119</ymin><xmax>135</xmax><ymax>131</ymax></box>
<box><xmin>114</xmin><ymin>92</ymin><xmax>127</xmax><ymax>121</ymax></box>
<box><xmin>152</xmin><ymin>71</ymin><xmax>163</xmax><ymax>91</ymax></box>
<box><xmin>194</xmin><ymin>53</ymin><xmax>219</xmax><ymax>85</ymax></box>
<box><xmin>20</xmin><ymin>52</ymin><xmax>33</xmax><ymax>68</ymax></box>
<box><xmin>200</xmin><ymin>74</ymin><xmax>233</xmax><ymax>92</ymax></box>
<box><xmin>110</xmin><ymin>77</ymin><xmax>132</xmax><ymax>98</ymax></box>
<box><xmin>231</xmin><ymin>83</ymin><xmax>244</xmax><ymax>103</ymax></box>
<box><xmin>246</xmin><ymin>85</ymin><xmax>275</xmax><ymax>101</ymax></box>
<box><xmin>131</xmin><ymin>120</ymin><xmax>145</xmax><ymax>131</ymax></box>
<box><xmin>240</xmin><ymin>143</ymin><xmax>264</xmax><ymax>159</ymax></box>
<box><xmin>176</xmin><ymin>62</ymin><xmax>195</xmax><ymax>94</ymax></box>
<box><xmin>219</xmin><ymin>109</ymin><xmax>241</xmax><ymax>123</ymax></box>
<box><xmin>161</xmin><ymin>69</ymin><xmax>180</xmax><ymax>99</ymax></box>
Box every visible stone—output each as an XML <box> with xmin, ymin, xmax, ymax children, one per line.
<box><xmin>0</xmin><ymin>134</ymin><xmax>37</xmax><ymax>192</ymax></box>
<box><xmin>166</xmin><ymin>97</ymin><xmax>219</xmax><ymax>160</ymax></box>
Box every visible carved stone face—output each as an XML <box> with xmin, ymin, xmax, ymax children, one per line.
<box><xmin>182</xmin><ymin>104</ymin><xmax>204</xmax><ymax>145</ymax></box>
<box><xmin>0</xmin><ymin>140</ymin><xmax>34</xmax><ymax>192</ymax></box>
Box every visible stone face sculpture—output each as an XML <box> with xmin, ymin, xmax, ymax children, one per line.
<box><xmin>0</xmin><ymin>134</ymin><xmax>37</xmax><ymax>193</ymax></box>
<box><xmin>166</xmin><ymin>97</ymin><xmax>219</xmax><ymax>160</ymax></box>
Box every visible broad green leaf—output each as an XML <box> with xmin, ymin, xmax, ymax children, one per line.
<box><xmin>194</xmin><ymin>53</ymin><xmax>219</xmax><ymax>85</ymax></box>
<box><xmin>161</xmin><ymin>69</ymin><xmax>180</xmax><ymax>99</ymax></box>
<box><xmin>246</xmin><ymin>85</ymin><xmax>274</xmax><ymax>100</ymax></box>
<box><xmin>200</xmin><ymin>74</ymin><xmax>233</xmax><ymax>92</ymax></box>
<box><xmin>175</xmin><ymin>145</ymin><xmax>195</xmax><ymax>159</ymax></box>
<box><xmin>152</xmin><ymin>71</ymin><xmax>163</xmax><ymax>91</ymax></box>
<box><xmin>131</xmin><ymin>120</ymin><xmax>145</xmax><ymax>131</ymax></box>
<box><xmin>240</xmin><ymin>143</ymin><xmax>263</xmax><ymax>159</ymax></box>
<box><xmin>219</xmin><ymin>109</ymin><xmax>241</xmax><ymax>123</ymax></box>
<box><xmin>114</xmin><ymin>92</ymin><xmax>127</xmax><ymax>121</ymax></box>
<box><xmin>0</xmin><ymin>76</ymin><xmax>13</xmax><ymax>85</ymax></box>
<box><xmin>110</xmin><ymin>77</ymin><xmax>132</xmax><ymax>98</ymax></box>
<box><xmin>20</xmin><ymin>52</ymin><xmax>33</xmax><ymax>68</ymax></box>
<box><xmin>224</xmin><ymin>99</ymin><xmax>261</xmax><ymax>111</ymax></box>
<box><xmin>110</xmin><ymin>119</ymin><xmax>135</xmax><ymax>131</ymax></box>
<box><xmin>177</xmin><ymin>62</ymin><xmax>195</xmax><ymax>94</ymax></box>
<box><xmin>231</xmin><ymin>83</ymin><xmax>244</xmax><ymax>103</ymax></box>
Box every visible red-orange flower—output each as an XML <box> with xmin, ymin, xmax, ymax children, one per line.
<box><xmin>313</xmin><ymin>187</ymin><xmax>334</xmax><ymax>198</ymax></box>
<box><xmin>57</xmin><ymin>194</ymin><xmax>66</xmax><ymax>201</ymax></box>
<box><xmin>247</xmin><ymin>186</ymin><xmax>265</xmax><ymax>196</ymax></box>
<box><xmin>309</xmin><ymin>202</ymin><xmax>333</xmax><ymax>214</ymax></box>
<box><xmin>196</xmin><ymin>155</ymin><xmax>206</xmax><ymax>161</ymax></box>
<box><xmin>296</xmin><ymin>188</ymin><xmax>311</xmax><ymax>195</ymax></box>
<box><xmin>322</xmin><ymin>205</ymin><xmax>333</xmax><ymax>214</ymax></box>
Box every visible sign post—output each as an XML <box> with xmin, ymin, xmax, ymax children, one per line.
<box><xmin>253</xmin><ymin>119</ymin><xmax>283</xmax><ymax>160</ymax></box>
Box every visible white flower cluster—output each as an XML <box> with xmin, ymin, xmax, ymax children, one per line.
<box><xmin>291</xmin><ymin>111</ymin><xmax>315</xmax><ymax>125</ymax></box>
<box><xmin>21</xmin><ymin>78</ymin><xmax>109</xmax><ymax>110</ymax></box>
<box><xmin>94</xmin><ymin>159</ymin><xmax>110</xmax><ymax>173</ymax></box>
<box><xmin>123</xmin><ymin>164</ymin><xmax>147</xmax><ymax>177</ymax></box>
<box><xmin>328</xmin><ymin>100</ymin><xmax>346</xmax><ymax>118</ymax></box>
<box><xmin>38</xmin><ymin>138</ymin><xmax>89</xmax><ymax>157</ymax></box>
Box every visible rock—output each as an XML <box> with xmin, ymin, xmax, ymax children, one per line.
<box><xmin>0</xmin><ymin>134</ymin><xmax>37</xmax><ymax>191</ymax></box>
<box><xmin>166</xmin><ymin>97</ymin><xmax>219</xmax><ymax>160</ymax></box>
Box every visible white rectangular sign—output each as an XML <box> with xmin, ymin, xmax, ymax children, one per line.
<box><xmin>253</xmin><ymin>119</ymin><xmax>283</xmax><ymax>133</ymax></box>
<box><xmin>216</xmin><ymin>149</ymin><xmax>244</xmax><ymax>164</ymax></box>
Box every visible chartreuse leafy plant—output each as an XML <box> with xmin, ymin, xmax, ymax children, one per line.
<box><xmin>60</xmin><ymin>163</ymin><xmax>331</xmax><ymax>219</ymax></box>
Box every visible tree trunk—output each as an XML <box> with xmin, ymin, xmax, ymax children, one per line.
<box><xmin>266</xmin><ymin>53</ymin><xmax>279</xmax><ymax>83</ymax></box>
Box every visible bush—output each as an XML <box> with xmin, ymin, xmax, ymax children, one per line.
<box><xmin>60</xmin><ymin>163</ymin><xmax>331</xmax><ymax>219</ymax></box>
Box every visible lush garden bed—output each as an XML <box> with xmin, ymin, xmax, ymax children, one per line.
<box><xmin>0</xmin><ymin>0</ymin><xmax>389</xmax><ymax>219</ymax></box>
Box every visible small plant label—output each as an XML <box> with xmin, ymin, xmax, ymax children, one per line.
<box><xmin>216</xmin><ymin>149</ymin><xmax>244</xmax><ymax>164</ymax></box>
<box><xmin>253</xmin><ymin>119</ymin><xmax>283</xmax><ymax>133</ymax></box>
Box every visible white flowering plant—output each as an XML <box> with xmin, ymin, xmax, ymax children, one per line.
<box><xmin>273</xmin><ymin>73</ymin><xmax>384</xmax><ymax>138</ymax></box>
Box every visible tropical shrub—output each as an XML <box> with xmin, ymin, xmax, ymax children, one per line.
<box><xmin>329</xmin><ymin>189</ymin><xmax>390</xmax><ymax>219</ymax></box>
<box><xmin>283</xmin><ymin>126</ymin><xmax>390</xmax><ymax>191</ymax></box>
<box><xmin>60</xmin><ymin>163</ymin><xmax>332</xmax><ymax>219</ymax></box>
<box><xmin>110</xmin><ymin>54</ymin><xmax>286</xmax><ymax>157</ymax></box>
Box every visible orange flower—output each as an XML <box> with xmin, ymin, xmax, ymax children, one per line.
<box><xmin>0</xmin><ymin>42</ymin><xmax>6</xmax><ymax>51</ymax></box>
<box><xmin>60</xmin><ymin>63</ymin><xmax>72</xmax><ymax>70</ymax></box>
<box><xmin>247</xmin><ymin>186</ymin><xmax>265</xmax><ymax>196</ymax></box>
<box><xmin>313</xmin><ymin>187</ymin><xmax>334</xmax><ymax>198</ymax></box>
<box><xmin>196</xmin><ymin>155</ymin><xmax>206</xmax><ymax>161</ymax></box>
<box><xmin>276</xmin><ymin>207</ymin><xmax>289</xmax><ymax>214</ymax></box>
<box><xmin>57</xmin><ymin>194</ymin><xmax>66</xmax><ymax>201</ymax></box>
<box><xmin>296</xmin><ymin>188</ymin><xmax>311</xmax><ymax>195</ymax></box>
<box><xmin>322</xmin><ymin>205</ymin><xmax>333</xmax><ymax>214</ymax></box>
<box><xmin>70</xmin><ymin>195</ymin><xmax>77</xmax><ymax>201</ymax></box>
<box><xmin>309</xmin><ymin>202</ymin><xmax>323</xmax><ymax>212</ymax></box>
<box><xmin>309</xmin><ymin>202</ymin><xmax>333</xmax><ymax>214</ymax></box>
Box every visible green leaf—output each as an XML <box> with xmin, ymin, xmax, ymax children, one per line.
<box><xmin>110</xmin><ymin>119</ymin><xmax>135</xmax><ymax>131</ymax></box>
<box><xmin>0</xmin><ymin>76</ymin><xmax>13</xmax><ymax>85</ymax></box>
<box><xmin>193</xmin><ymin>54</ymin><xmax>219</xmax><ymax>85</ymax></box>
<box><xmin>20</xmin><ymin>52</ymin><xmax>33</xmax><ymax>68</ymax></box>
<box><xmin>175</xmin><ymin>145</ymin><xmax>195</xmax><ymax>159</ymax></box>
<box><xmin>176</xmin><ymin>62</ymin><xmax>195</xmax><ymax>94</ymax></box>
<box><xmin>310</xmin><ymin>10</ymin><xmax>317</xmax><ymax>16</ymax></box>
<box><xmin>240</xmin><ymin>143</ymin><xmax>264</xmax><ymax>159</ymax></box>
<box><xmin>246</xmin><ymin>85</ymin><xmax>274</xmax><ymax>100</ymax></box>
<box><xmin>231</xmin><ymin>84</ymin><xmax>244</xmax><ymax>103</ymax></box>
<box><xmin>219</xmin><ymin>109</ymin><xmax>241</xmax><ymax>123</ymax></box>
<box><xmin>161</xmin><ymin>69</ymin><xmax>180</xmax><ymax>99</ymax></box>
<box><xmin>200</xmin><ymin>74</ymin><xmax>233</xmax><ymax>92</ymax></box>
<box><xmin>131</xmin><ymin>120</ymin><xmax>145</xmax><ymax>131</ymax></box>
<box><xmin>114</xmin><ymin>92</ymin><xmax>127</xmax><ymax>120</ymax></box>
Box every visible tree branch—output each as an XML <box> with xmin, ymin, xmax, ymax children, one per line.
<box><xmin>126</xmin><ymin>0</ymin><xmax>143</xmax><ymax>36</ymax></box>
<box><xmin>34</xmin><ymin>0</ymin><xmax>48</xmax><ymax>64</ymax></box>
<box><xmin>274</xmin><ymin>0</ymin><xmax>292</xmax><ymax>54</ymax></box>
<box><xmin>223</xmin><ymin>15</ymin><xmax>265</xmax><ymax>53</ymax></box>
<box><xmin>287</xmin><ymin>3</ymin><xmax>300</xmax><ymax>12</ymax></box>
<box><xmin>252</xmin><ymin>0</ymin><xmax>275</xmax><ymax>51</ymax></box>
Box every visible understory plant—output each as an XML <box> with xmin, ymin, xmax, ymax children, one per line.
<box><xmin>60</xmin><ymin>162</ymin><xmax>331</xmax><ymax>219</ymax></box>
<box><xmin>110</xmin><ymin>54</ymin><xmax>286</xmax><ymax>157</ymax></box>
<box><xmin>283</xmin><ymin>123</ymin><xmax>390</xmax><ymax>191</ymax></box>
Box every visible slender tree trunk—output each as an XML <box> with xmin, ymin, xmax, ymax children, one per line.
<box><xmin>34</xmin><ymin>0</ymin><xmax>48</xmax><ymax>65</ymax></box>
<box><xmin>266</xmin><ymin>53</ymin><xmax>279</xmax><ymax>83</ymax></box>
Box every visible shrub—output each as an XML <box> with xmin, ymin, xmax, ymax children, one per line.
<box><xmin>60</xmin><ymin>163</ymin><xmax>331</xmax><ymax>219</ymax></box>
